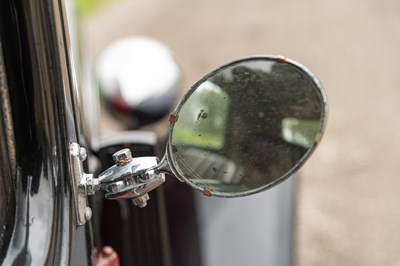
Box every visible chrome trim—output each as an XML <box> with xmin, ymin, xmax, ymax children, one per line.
<box><xmin>69</xmin><ymin>142</ymin><xmax>92</xmax><ymax>225</ymax></box>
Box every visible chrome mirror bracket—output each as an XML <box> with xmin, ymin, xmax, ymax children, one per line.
<box><xmin>69</xmin><ymin>142</ymin><xmax>165</xmax><ymax>226</ymax></box>
<box><xmin>69</xmin><ymin>142</ymin><xmax>94</xmax><ymax>226</ymax></box>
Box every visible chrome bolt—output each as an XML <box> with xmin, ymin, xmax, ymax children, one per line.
<box><xmin>84</xmin><ymin>207</ymin><xmax>92</xmax><ymax>221</ymax></box>
<box><xmin>112</xmin><ymin>148</ymin><xmax>133</xmax><ymax>166</ymax></box>
<box><xmin>132</xmin><ymin>193</ymin><xmax>150</xmax><ymax>208</ymax></box>
<box><xmin>79</xmin><ymin>147</ymin><xmax>87</xmax><ymax>161</ymax></box>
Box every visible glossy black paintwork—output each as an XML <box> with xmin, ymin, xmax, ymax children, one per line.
<box><xmin>0</xmin><ymin>0</ymin><xmax>207</xmax><ymax>265</ymax></box>
<box><xmin>0</xmin><ymin>0</ymin><xmax>91</xmax><ymax>264</ymax></box>
<box><xmin>0</xmin><ymin>43</ymin><xmax>16</xmax><ymax>262</ymax></box>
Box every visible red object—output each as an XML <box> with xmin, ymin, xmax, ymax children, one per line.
<box><xmin>93</xmin><ymin>246</ymin><xmax>120</xmax><ymax>266</ymax></box>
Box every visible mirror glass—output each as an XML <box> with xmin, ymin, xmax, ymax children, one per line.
<box><xmin>166</xmin><ymin>56</ymin><xmax>327</xmax><ymax>197</ymax></box>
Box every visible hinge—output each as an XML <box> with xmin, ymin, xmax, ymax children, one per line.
<box><xmin>69</xmin><ymin>142</ymin><xmax>93</xmax><ymax>226</ymax></box>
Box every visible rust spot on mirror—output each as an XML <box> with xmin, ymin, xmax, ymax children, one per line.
<box><xmin>168</xmin><ymin>113</ymin><xmax>179</xmax><ymax>123</ymax></box>
<box><xmin>202</xmin><ymin>187</ymin><xmax>213</xmax><ymax>197</ymax></box>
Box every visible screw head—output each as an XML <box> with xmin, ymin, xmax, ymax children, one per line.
<box><xmin>112</xmin><ymin>148</ymin><xmax>133</xmax><ymax>165</ymax></box>
<box><xmin>79</xmin><ymin>147</ymin><xmax>87</xmax><ymax>161</ymax></box>
<box><xmin>132</xmin><ymin>193</ymin><xmax>150</xmax><ymax>208</ymax></box>
<box><xmin>84</xmin><ymin>207</ymin><xmax>92</xmax><ymax>221</ymax></box>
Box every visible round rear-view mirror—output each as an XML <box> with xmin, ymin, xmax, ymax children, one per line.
<box><xmin>157</xmin><ymin>55</ymin><xmax>327</xmax><ymax>197</ymax></box>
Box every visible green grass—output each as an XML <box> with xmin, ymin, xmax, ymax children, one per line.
<box><xmin>75</xmin><ymin>0</ymin><xmax>113</xmax><ymax>17</ymax></box>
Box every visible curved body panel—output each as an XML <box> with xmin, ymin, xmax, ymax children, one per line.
<box><xmin>0</xmin><ymin>0</ymin><xmax>92</xmax><ymax>264</ymax></box>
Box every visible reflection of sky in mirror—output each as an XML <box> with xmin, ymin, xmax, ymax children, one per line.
<box><xmin>219</xmin><ymin>60</ymin><xmax>274</xmax><ymax>81</ymax></box>
<box><xmin>196</xmin><ymin>80</ymin><xmax>224</xmax><ymax>94</ymax></box>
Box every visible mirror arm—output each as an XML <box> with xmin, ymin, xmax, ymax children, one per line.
<box><xmin>154</xmin><ymin>154</ymin><xmax>189</xmax><ymax>183</ymax></box>
<box><xmin>154</xmin><ymin>155</ymin><xmax>174</xmax><ymax>175</ymax></box>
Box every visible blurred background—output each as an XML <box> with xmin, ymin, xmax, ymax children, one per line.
<box><xmin>78</xmin><ymin>0</ymin><xmax>400</xmax><ymax>265</ymax></box>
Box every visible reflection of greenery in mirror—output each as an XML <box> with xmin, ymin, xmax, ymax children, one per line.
<box><xmin>172</xmin><ymin>81</ymin><xmax>228</xmax><ymax>149</ymax></box>
<box><xmin>169</xmin><ymin>56</ymin><xmax>326</xmax><ymax>197</ymax></box>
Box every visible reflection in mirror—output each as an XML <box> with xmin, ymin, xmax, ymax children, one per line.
<box><xmin>167</xmin><ymin>56</ymin><xmax>327</xmax><ymax>197</ymax></box>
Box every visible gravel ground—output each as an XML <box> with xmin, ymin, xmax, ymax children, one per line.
<box><xmin>85</xmin><ymin>0</ymin><xmax>400</xmax><ymax>265</ymax></box>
